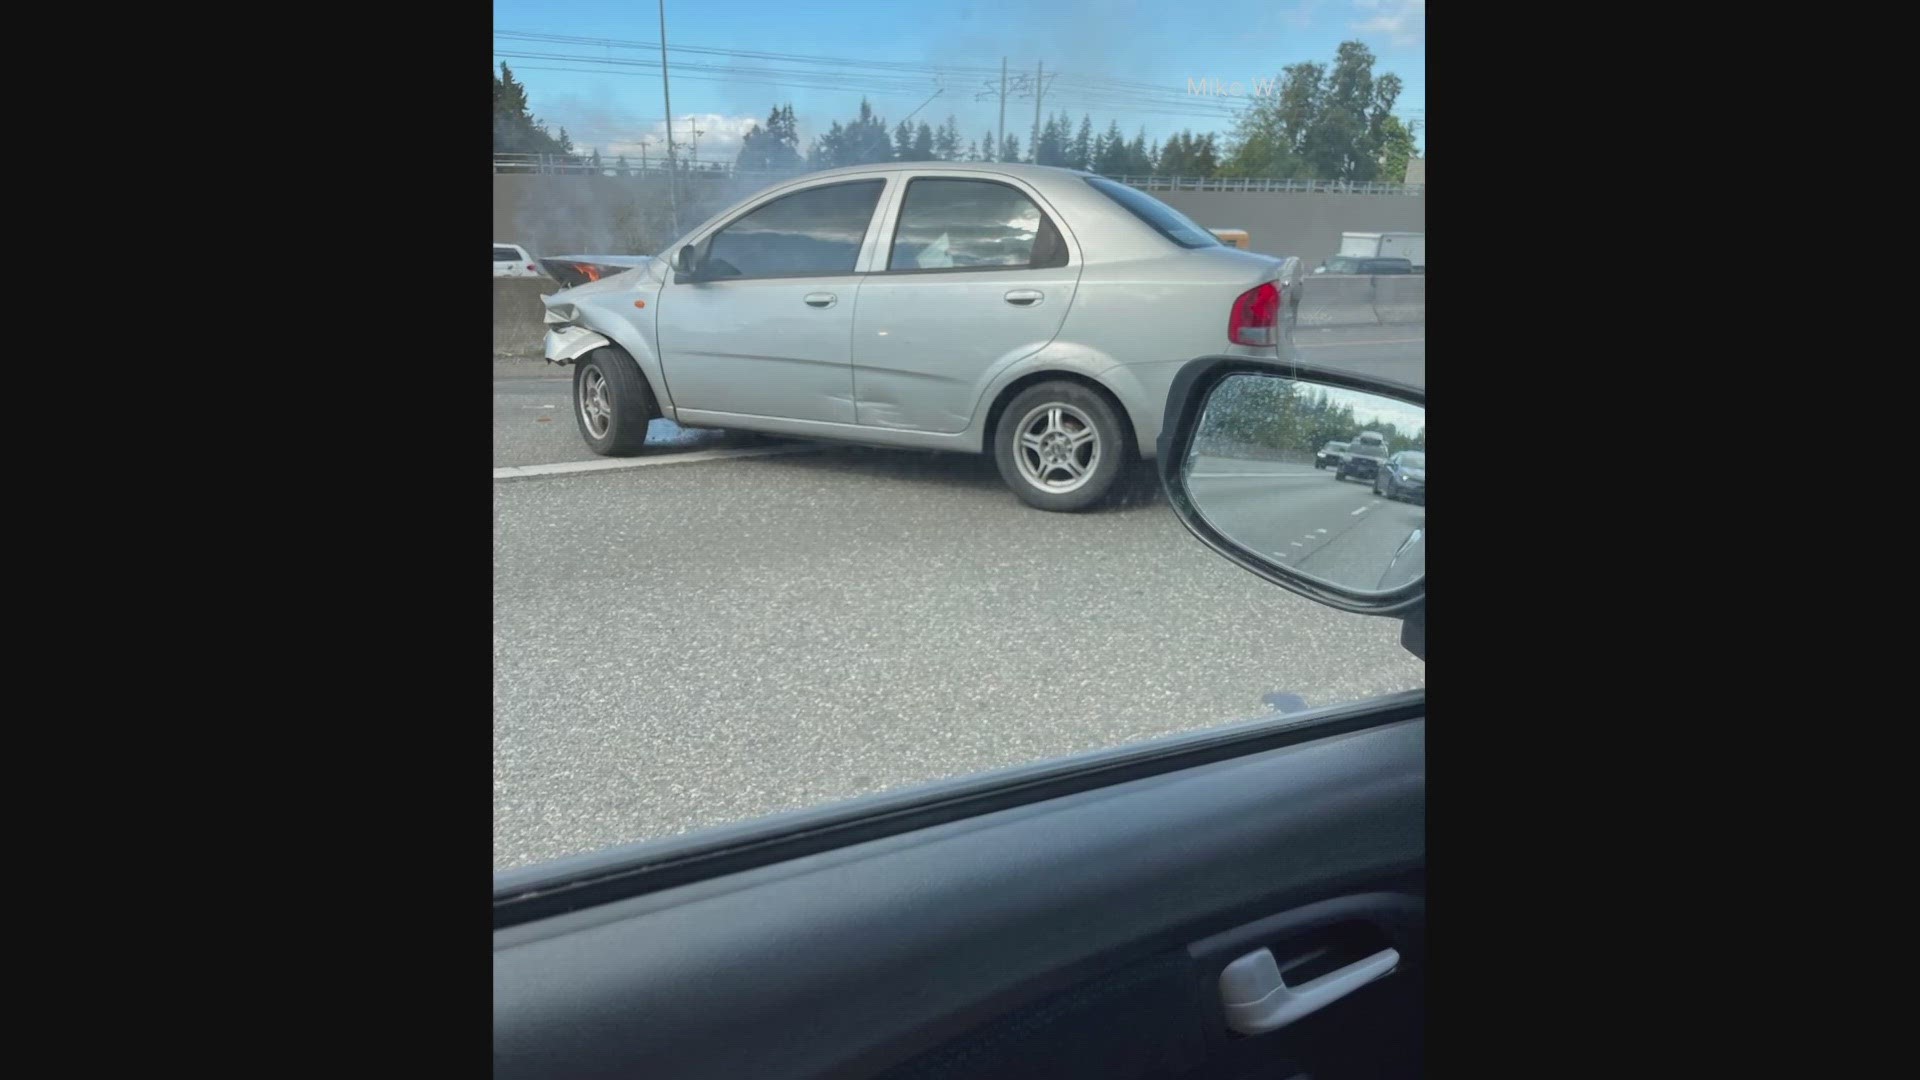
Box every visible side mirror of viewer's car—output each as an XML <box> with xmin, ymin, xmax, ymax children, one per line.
<box><xmin>1158</xmin><ymin>355</ymin><xmax>1425</xmax><ymax>659</ymax></box>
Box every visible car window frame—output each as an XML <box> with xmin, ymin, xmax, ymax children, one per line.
<box><xmin>874</xmin><ymin>175</ymin><xmax>1072</xmax><ymax>276</ymax></box>
<box><xmin>677</xmin><ymin>175</ymin><xmax>894</xmax><ymax>284</ymax></box>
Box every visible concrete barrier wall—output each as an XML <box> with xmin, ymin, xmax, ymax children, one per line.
<box><xmin>1152</xmin><ymin>190</ymin><xmax>1423</xmax><ymax>264</ymax></box>
<box><xmin>1371</xmin><ymin>275</ymin><xmax>1424</xmax><ymax>326</ymax></box>
<box><xmin>496</xmin><ymin>175</ymin><xmax>1424</xmax><ymax>267</ymax></box>
<box><xmin>495</xmin><ymin>278</ymin><xmax>559</xmax><ymax>358</ymax></box>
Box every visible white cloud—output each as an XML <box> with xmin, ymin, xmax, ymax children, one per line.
<box><xmin>1351</xmin><ymin>0</ymin><xmax>1425</xmax><ymax>46</ymax></box>
<box><xmin>548</xmin><ymin>103</ymin><xmax>763</xmax><ymax>167</ymax></box>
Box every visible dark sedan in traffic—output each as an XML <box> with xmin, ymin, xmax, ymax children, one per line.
<box><xmin>1373</xmin><ymin>450</ymin><xmax>1426</xmax><ymax>504</ymax></box>
<box><xmin>1314</xmin><ymin>441</ymin><xmax>1349</xmax><ymax>469</ymax></box>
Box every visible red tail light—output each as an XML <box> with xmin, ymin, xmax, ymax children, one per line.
<box><xmin>527</xmin><ymin>264</ymin><xmax>537</xmax><ymax>271</ymax></box>
<box><xmin>1228</xmin><ymin>282</ymin><xmax>1282</xmax><ymax>346</ymax></box>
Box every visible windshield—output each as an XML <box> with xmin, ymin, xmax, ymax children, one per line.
<box><xmin>1084</xmin><ymin>176</ymin><xmax>1221</xmax><ymax>248</ymax></box>
<box><xmin>493</xmin><ymin>0</ymin><xmax>1426</xmax><ymax>870</ymax></box>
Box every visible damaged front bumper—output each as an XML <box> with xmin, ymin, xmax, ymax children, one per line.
<box><xmin>543</xmin><ymin>324</ymin><xmax>610</xmax><ymax>367</ymax></box>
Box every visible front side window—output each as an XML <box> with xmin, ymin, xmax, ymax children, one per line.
<box><xmin>887</xmin><ymin>179</ymin><xmax>1064</xmax><ymax>271</ymax></box>
<box><xmin>702</xmin><ymin>180</ymin><xmax>885</xmax><ymax>280</ymax></box>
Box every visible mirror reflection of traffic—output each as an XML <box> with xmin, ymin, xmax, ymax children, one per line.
<box><xmin>1181</xmin><ymin>373</ymin><xmax>1424</xmax><ymax>596</ymax></box>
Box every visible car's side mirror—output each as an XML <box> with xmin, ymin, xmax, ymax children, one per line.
<box><xmin>676</xmin><ymin>244</ymin><xmax>702</xmax><ymax>280</ymax></box>
<box><xmin>1158</xmin><ymin>356</ymin><xmax>1424</xmax><ymax>656</ymax></box>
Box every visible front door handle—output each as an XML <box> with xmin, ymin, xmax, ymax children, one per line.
<box><xmin>1004</xmin><ymin>289</ymin><xmax>1044</xmax><ymax>307</ymax></box>
<box><xmin>804</xmin><ymin>292</ymin><xmax>838</xmax><ymax>308</ymax></box>
<box><xmin>1218</xmin><ymin>946</ymin><xmax>1399</xmax><ymax>1036</ymax></box>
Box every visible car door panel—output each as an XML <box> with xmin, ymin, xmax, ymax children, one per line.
<box><xmin>494</xmin><ymin>707</ymin><xmax>1424</xmax><ymax>1080</ymax></box>
<box><xmin>655</xmin><ymin>276</ymin><xmax>864</xmax><ymax>423</ymax></box>
<box><xmin>654</xmin><ymin>178</ymin><xmax>889</xmax><ymax>425</ymax></box>
<box><xmin>851</xmin><ymin>175</ymin><xmax>1080</xmax><ymax>433</ymax></box>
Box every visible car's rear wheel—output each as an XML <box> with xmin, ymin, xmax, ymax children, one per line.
<box><xmin>994</xmin><ymin>381</ymin><xmax>1129</xmax><ymax>512</ymax></box>
<box><xmin>573</xmin><ymin>346</ymin><xmax>657</xmax><ymax>457</ymax></box>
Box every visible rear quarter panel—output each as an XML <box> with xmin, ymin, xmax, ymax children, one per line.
<box><xmin>1038</xmin><ymin>248</ymin><xmax>1287</xmax><ymax>457</ymax></box>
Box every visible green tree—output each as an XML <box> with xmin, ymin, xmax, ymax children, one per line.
<box><xmin>1126</xmin><ymin>127</ymin><xmax>1153</xmax><ymax>174</ymax></box>
<box><xmin>894</xmin><ymin>120</ymin><xmax>916</xmax><ymax>160</ymax></box>
<box><xmin>1376</xmin><ymin>116</ymin><xmax>1419</xmax><ymax>183</ymax></box>
<box><xmin>1001</xmin><ymin>132</ymin><xmax>1021</xmax><ymax>162</ymax></box>
<box><xmin>1219</xmin><ymin>61</ymin><xmax>1321</xmax><ymax>178</ymax></box>
<box><xmin>811</xmin><ymin>99</ymin><xmax>893</xmax><ymax>167</ymax></box>
<box><xmin>493</xmin><ymin>63</ymin><xmax>574</xmax><ymax>158</ymax></box>
<box><xmin>1299</xmin><ymin>41</ymin><xmax>1397</xmax><ymax>180</ymax></box>
<box><xmin>737</xmin><ymin>104</ymin><xmax>803</xmax><ymax>171</ymax></box>
<box><xmin>935</xmin><ymin>115</ymin><xmax>961</xmax><ymax>160</ymax></box>
<box><xmin>1092</xmin><ymin>120</ymin><xmax>1127</xmax><ymax>174</ymax></box>
<box><xmin>913</xmin><ymin>122</ymin><xmax>935</xmax><ymax>160</ymax></box>
<box><xmin>1071</xmin><ymin>114</ymin><xmax>1093</xmax><ymax>170</ymax></box>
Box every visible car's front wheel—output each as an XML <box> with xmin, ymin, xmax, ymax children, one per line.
<box><xmin>573</xmin><ymin>346</ymin><xmax>657</xmax><ymax>456</ymax></box>
<box><xmin>994</xmin><ymin>381</ymin><xmax>1129</xmax><ymax>512</ymax></box>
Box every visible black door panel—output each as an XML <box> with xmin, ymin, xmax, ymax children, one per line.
<box><xmin>495</xmin><ymin>715</ymin><xmax>1424</xmax><ymax>1079</ymax></box>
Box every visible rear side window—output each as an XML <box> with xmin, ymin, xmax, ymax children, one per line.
<box><xmin>887</xmin><ymin>179</ymin><xmax>1067</xmax><ymax>271</ymax></box>
<box><xmin>1083</xmin><ymin>176</ymin><xmax>1219</xmax><ymax>249</ymax></box>
<box><xmin>494</xmin><ymin>246</ymin><xmax>521</xmax><ymax>261</ymax></box>
<box><xmin>703</xmin><ymin>179</ymin><xmax>885</xmax><ymax>280</ymax></box>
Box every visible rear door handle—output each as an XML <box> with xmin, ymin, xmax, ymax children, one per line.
<box><xmin>1218</xmin><ymin>946</ymin><xmax>1399</xmax><ymax>1036</ymax></box>
<box><xmin>1004</xmin><ymin>289</ymin><xmax>1043</xmax><ymax>306</ymax></box>
<box><xmin>804</xmin><ymin>292</ymin><xmax>837</xmax><ymax>308</ymax></box>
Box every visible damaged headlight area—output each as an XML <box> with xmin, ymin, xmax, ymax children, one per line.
<box><xmin>543</xmin><ymin>301</ymin><xmax>580</xmax><ymax>327</ymax></box>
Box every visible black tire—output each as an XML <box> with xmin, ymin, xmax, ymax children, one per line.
<box><xmin>993</xmin><ymin>381</ymin><xmax>1131</xmax><ymax>512</ymax></box>
<box><xmin>572</xmin><ymin>346</ymin><xmax>658</xmax><ymax>456</ymax></box>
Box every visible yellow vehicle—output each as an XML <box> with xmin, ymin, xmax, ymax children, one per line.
<box><xmin>1208</xmin><ymin>228</ymin><xmax>1250</xmax><ymax>249</ymax></box>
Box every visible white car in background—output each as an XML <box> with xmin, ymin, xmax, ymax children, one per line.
<box><xmin>494</xmin><ymin>242</ymin><xmax>542</xmax><ymax>278</ymax></box>
<box><xmin>540</xmin><ymin>164</ymin><xmax>1302</xmax><ymax>511</ymax></box>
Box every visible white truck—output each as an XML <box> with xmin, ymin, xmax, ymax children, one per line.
<box><xmin>1338</xmin><ymin>232</ymin><xmax>1424</xmax><ymax>270</ymax></box>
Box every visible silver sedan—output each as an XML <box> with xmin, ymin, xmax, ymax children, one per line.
<box><xmin>543</xmin><ymin>163</ymin><xmax>1301</xmax><ymax>511</ymax></box>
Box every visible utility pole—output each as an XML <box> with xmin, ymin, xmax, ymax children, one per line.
<box><xmin>997</xmin><ymin>58</ymin><xmax>1007</xmax><ymax>161</ymax></box>
<box><xmin>684</xmin><ymin>122</ymin><xmax>706</xmax><ymax>169</ymax></box>
<box><xmin>636</xmin><ymin>136</ymin><xmax>652</xmax><ymax>174</ymax></box>
<box><xmin>657</xmin><ymin>0</ymin><xmax>679</xmax><ymax>232</ymax></box>
<box><xmin>1030</xmin><ymin>60</ymin><xmax>1043</xmax><ymax>165</ymax></box>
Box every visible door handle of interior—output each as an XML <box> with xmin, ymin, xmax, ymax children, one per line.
<box><xmin>804</xmin><ymin>292</ymin><xmax>837</xmax><ymax>308</ymax></box>
<box><xmin>1004</xmin><ymin>289</ymin><xmax>1043</xmax><ymax>306</ymax></box>
<box><xmin>1218</xmin><ymin>946</ymin><xmax>1399</xmax><ymax>1036</ymax></box>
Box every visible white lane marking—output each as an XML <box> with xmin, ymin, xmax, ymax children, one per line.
<box><xmin>517</xmin><ymin>404</ymin><xmax>557</xmax><ymax>409</ymax></box>
<box><xmin>1297</xmin><ymin>337</ymin><xmax>1424</xmax><ymax>348</ymax></box>
<box><xmin>494</xmin><ymin>444</ymin><xmax>813</xmax><ymax>480</ymax></box>
<box><xmin>1315</xmin><ymin>528</ymin><xmax>1328</xmax><ymax>534</ymax></box>
<box><xmin>1351</xmin><ymin>506</ymin><xmax>1369</xmax><ymax>516</ymax></box>
<box><xmin>1290</xmin><ymin>541</ymin><xmax>1305</xmax><ymax>547</ymax></box>
<box><xmin>1188</xmin><ymin>471</ymin><xmax>1320</xmax><ymax>478</ymax></box>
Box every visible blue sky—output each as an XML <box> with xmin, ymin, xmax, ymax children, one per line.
<box><xmin>492</xmin><ymin>0</ymin><xmax>1424</xmax><ymax>168</ymax></box>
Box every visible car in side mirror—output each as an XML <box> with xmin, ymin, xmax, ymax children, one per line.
<box><xmin>1157</xmin><ymin>356</ymin><xmax>1424</xmax><ymax>655</ymax></box>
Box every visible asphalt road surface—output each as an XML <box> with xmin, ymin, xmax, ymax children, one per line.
<box><xmin>493</xmin><ymin>326</ymin><xmax>1425</xmax><ymax>869</ymax></box>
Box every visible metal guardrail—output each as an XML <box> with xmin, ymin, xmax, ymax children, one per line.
<box><xmin>491</xmin><ymin>154</ymin><xmax>1424</xmax><ymax>195</ymax></box>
